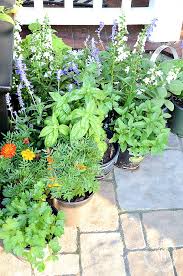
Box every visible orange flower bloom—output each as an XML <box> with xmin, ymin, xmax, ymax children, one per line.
<box><xmin>75</xmin><ymin>164</ymin><xmax>87</xmax><ymax>171</ymax></box>
<box><xmin>1</xmin><ymin>143</ymin><xmax>16</xmax><ymax>158</ymax></box>
<box><xmin>48</xmin><ymin>183</ymin><xmax>62</xmax><ymax>188</ymax></box>
<box><xmin>47</xmin><ymin>156</ymin><xmax>54</xmax><ymax>164</ymax></box>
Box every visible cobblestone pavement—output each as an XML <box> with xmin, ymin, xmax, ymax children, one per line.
<box><xmin>0</xmin><ymin>134</ymin><xmax>183</xmax><ymax>276</ymax></box>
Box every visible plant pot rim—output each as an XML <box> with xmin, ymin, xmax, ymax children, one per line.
<box><xmin>101</xmin><ymin>142</ymin><xmax>120</xmax><ymax>167</ymax></box>
<box><xmin>172</xmin><ymin>97</ymin><xmax>183</xmax><ymax>111</ymax></box>
<box><xmin>54</xmin><ymin>192</ymin><xmax>94</xmax><ymax>208</ymax></box>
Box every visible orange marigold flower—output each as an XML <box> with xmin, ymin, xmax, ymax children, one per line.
<box><xmin>47</xmin><ymin>156</ymin><xmax>54</xmax><ymax>164</ymax></box>
<box><xmin>75</xmin><ymin>164</ymin><xmax>87</xmax><ymax>171</ymax></box>
<box><xmin>1</xmin><ymin>143</ymin><xmax>16</xmax><ymax>158</ymax></box>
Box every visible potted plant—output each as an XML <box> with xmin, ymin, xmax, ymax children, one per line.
<box><xmin>45</xmin><ymin>138</ymin><xmax>102</xmax><ymax>226</ymax></box>
<box><xmin>0</xmin><ymin>183</ymin><xmax>65</xmax><ymax>272</ymax></box>
<box><xmin>111</xmin><ymin>100</ymin><xmax>169</xmax><ymax>169</ymax></box>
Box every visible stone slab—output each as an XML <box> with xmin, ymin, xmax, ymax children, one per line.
<box><xmin>80</xmin><ymin>233</ymin><xmax>125</xmax><ymax>276</ymax></box>
<box><xmin>143</xmin><ymin>210</ymin><xmax>183</xmax><ymax>248</ymax></box>
<box><xmin>79</xmin><ymin>181</ymin><xmax>119</xmax><ymax>231</ymax></box>
<box><xmin>114</xmin><ymin>150</ymin><xmax>183</xmax><ymax>211</ymax></box>
<box><xmin>172</xmin><ymin>249</ymin><xmax>183</xmax><ymax>275</ymax></box>
<box><xmin>59</xmin><ymin>226</ymin><xmax>78</xmax><ymax>253</ymax></box>
<box><xmin>128</xmin><ymin>250</ymin><xmax>174</xmax><ymax>276</ymax></box>
<box><xmin>120</xmin><ymin>213</ymin><xmax>146</xmax><ymax>250</ymax></box>
<box><xmin>0</xmin><ymin>251</ymin><xmax>31</xmax><ymax>276</ymax></box>
<box><xmin>35</xmin><ymin>254</ymin><xmax>80</xmax><ymax>276</ymax></box>
<box><xmin>167</xmin><ymin>132</ymin><xmax>181</xmax><ymax>149</ymax></box>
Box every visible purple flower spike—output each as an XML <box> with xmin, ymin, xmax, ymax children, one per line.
<box><xmin>57</xmin><ymin>69</ymin><xmax>64</xmax><ymax>81</ymax></box>
<box><xmin>146</xmin><ymin>18</ymin><xmax>158</xmax><ymax>40</ymax></box>
<box><xmin>111</xmin><ymin>19</ymin><xmax>118</xmax><ymax>42</ymax></box>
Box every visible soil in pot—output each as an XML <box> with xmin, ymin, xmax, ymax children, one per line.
<box><xmin>53</xmin><ymin>192</ymin><xmax>94</xmax><ymax>227</ymax></box>
<box><xmin>116</xmin><ymin>150</ymin><xmax>144</xmax><ymax>170</ymax></box>
<box><xmin>102</xmin><ymin>143</ymin><xmax>115</xmax><ymax>164</ymax></box>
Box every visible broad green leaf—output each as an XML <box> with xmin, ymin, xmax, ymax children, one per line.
<box><xmin>70</xmin><ymin>118</ymin><xmax>89</xmax><ymax>141</ymax></box>
<box><xmin>58</xmin><ymin>125</ymin><xmax>69</xmax><ymax>136</ymax></box>
<box><xmin>49</xmin><ymin>92</ymin><xmax>63</xmax><ymax>102</ymax></box>
<box><xmin>0</xmin><ymin>13</ymin><xmax>14</xmax><ymax>25</ymax></box>
<box><xmin>157</xmin><ymin>87</ymin><xmax>167</xmax><ymax>98</ymax></box>
<box><xmin>164</xmin><ymin>100</ymin><xmax>174</xmax><ymax>111</ymax></box>
<box><xmin>39</xmin><ymin>126</ymin><xmax>54</xmax><ymax>138</ymax></box>
<box><xmin>168</xmin><ymin>80</ymin><xmax>183</xmax><ymax>95</ymax></box>
<box><xmin>45</xmin><ymin>129</ymin><xmax>58</xmax><ymax>147</ymax></box>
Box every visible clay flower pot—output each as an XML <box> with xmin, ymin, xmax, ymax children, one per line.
<box><xmin>53</xmin><ymin>193</ymin><xmax>94</xmax><ymax>227</ymax></box>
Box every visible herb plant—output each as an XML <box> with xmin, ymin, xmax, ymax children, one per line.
<box><xmin>0</xmin><ymin>181</ymin><xmax>64</xmax><ymax>272</ymax></box>
<box><xmin>111</xmin><ymin>100</ymin><xmax>169</xmax><ymax>157</ymax></box>
<box><xmin>46</xmin><ymin>138</ymin><xmax>102</xmax><ymax>202</ymax></box>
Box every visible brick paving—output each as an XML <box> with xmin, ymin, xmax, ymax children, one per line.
<box><xmin>0</xmin><ymin>135</ymin><xmax>183</xmax><ymax>276</ymax></box>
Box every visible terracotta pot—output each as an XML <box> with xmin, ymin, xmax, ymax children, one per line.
<box><xmin>53</xmin><ymin>193</ymin><xmax>94</xmax><ymax>227</ymax></box>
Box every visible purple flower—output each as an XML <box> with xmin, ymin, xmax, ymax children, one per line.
<box><xmin>15</xmin><ymin>56</ymin><xmax>34</xmax><ymax>103</ymax></box>
<box><xmin>95</xmin><ymin>21</ymin><xmax>105</xmax><ymax>47</ymax></box>
<box><xmin>57</xmin><ymin>69</ymin><xmax>64</xmax><ymax>81</ymax></box>
<box><xmin>111</xmin><ymin>19</ymin><xmax>118</xmax><ymax>42</ymax></box>
<box><xmin>146</xmin><ymin>18</ymin><xmax>158</xmax><ymax>40</ymax></box>
<box><xmin>96</xmin><ymin>21</ymin><xmax>105</xmax><ymax>36</ymax></box>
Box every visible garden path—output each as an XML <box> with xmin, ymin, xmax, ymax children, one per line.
<box><xmin>0</xmin><ymin>133</ymin><xmax>183</xmax><ymax>276</ymax></box>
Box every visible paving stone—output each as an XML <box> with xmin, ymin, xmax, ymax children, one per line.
<box><xmin>80</xmin><ymin>233</ymin><xmax>125</xmax><ymax>276</ymax></box>
<box><xmin>143</xmin><ymin>211</ymin><xmax>183</xmax><ymax>248</ymax></box>
<box><xmin>172</xmin><ymin>249</ymin><xmax>183</xmax><ymax>275</ymax></box>
<box><xmin>120</xmin><ymin>213</ymin><xmax>146</xmax><ymax>250</ymax></box>
<box><xmin>79</xmin><ymin>181</ymin><xmax>119</xmax><ymax>231</ymax></box>
<box><xmin>128</xmin><ymin>250</ymin><xmax>174</xmax><ymax>276</ymax></box>
<box><xmin>167</xmin><ymin>132</ymin><xmax>181</xmax><ymax>149</ymax></box>
<box><xmin>59</xmin><ymin>226</ymin><xmax>78</xmax><ymax>253</ymax></box>
<box><xmin>114</xmin><ymin>150</ymin><xmax>183</xmax><ymax>210</ymax></box>
<box><xmin>0</xmin><ymin>251</ymin><xmax>31</xmax><ymax>276</ymax></box>
<box><xmin>35</xmin><ymin>254</ymin><xmax>80</xmax><ymax>275</ymax></box>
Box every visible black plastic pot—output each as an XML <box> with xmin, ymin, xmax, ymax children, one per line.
<box><xmin>116</xmin><ymin>149</ymin><xmax>144</xmax><ymax>170</ymax></box>
<box><xmin>169</xmin><ymin>98</ymin><xmax>183</xmax><ymax>137</ymax></box>
<box><xmin>0</xmin><ymin>0</ymin><xmax>15</xmax><ymax>140</ymax></box>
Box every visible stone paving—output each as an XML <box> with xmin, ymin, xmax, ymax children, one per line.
<box><xmin>0</xmin><ymin>133</ymin><xmax>183</xmax><ymax>276</ymax></box>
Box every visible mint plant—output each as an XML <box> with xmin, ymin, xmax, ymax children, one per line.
<box><xmin>111</xmin><ymin>100</ymin><xmax>169</xmax><ymax>157</ymax></box>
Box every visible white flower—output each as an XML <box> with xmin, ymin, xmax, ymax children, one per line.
<box><xmin>122</xmin><ymin>36</ymin><xmax>128</xmax><ymax>42</ymax></box>
<box><xmin>117</xmin><ymin>52</ymin><xmax>129</xmax><ymax>61</ymax></box>
<box><xmin>137</xmin><ymin>90</ymin><xmax>142</xmax><ymax>95</ymax></box>
<box><xmin>144</xmin><ymin>77</ymin><xmax>150</xmax><ymax>85</ymax></box>
<box><xmin>125</xmin><ymin>66</ymin><xmax>130</xmax><ymax>74</ymax></box>
<box><xmin>155</xmin><ymin>70</ymin><xmax>163</xmax><ymax>77</ymax></box>
<box><xmin>43</xmin><ymin>52</ymin><xmax>51</xmax><ymax>58</ymax></box>
<box><xmin>166</xmin><ymin>69</ymin><xmax>179</xmax><ymax>84</ymax></box>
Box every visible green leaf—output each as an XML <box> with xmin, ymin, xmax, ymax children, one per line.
<box><xmin>45</xmin><ymin>129</ymin><xmax>58</xmax><ymax>147</ymax></box>
<box><xmin>58</xmin><ymin>125</ymin><xmax>69</xmax><ymax>136</ymax></box>
<box><xmin>168</xmin><ymin>80</ymin><xmax>183</xmax><ymax>95</ymax></box>
<box><xmin>49</xmin><ymin>92</ymin><xmax>63</xmax><ymax>102</ymax></box>
<box><xmin>39</xmin><ymin>126</ymin><xmax>54</xmax><ymax>138</ymax></box>
<box><xmin>49</xmin><ymin>238</ymin><xmax>61</xmax><ymax>253</ymax></box>
<box><xmin>157</xmin><ymin>87</ymin><xmax>167</xmax><ymax>98</ymax></box>
<box><xmin>164</xmin><ymin>100</ymin><xmax>174</xmax><ymax>111</ymax></box>
<box><xmin>0</xmin><ymin>13</ymin><xmax>14</xmax><ymax>25</ymax></box>
<box><xmin>70</xmin><ymin>118</ymin><xmax>89</xmax><ymax>141</ymax></box>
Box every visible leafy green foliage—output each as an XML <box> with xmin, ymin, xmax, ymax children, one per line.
<box><xmin>47</xmin><ymin>138</ymin><xmax>102</xmax><ymax>201</ymax></box>
<box><xmin>111</xmin><ymin>100</ymin><xmax>170</xmax><ymax>157</ymax></box>
<box><xmin>0</xmin><ymin>186</ymin><xmax>64</xmax><ymax>272</ymax></box>
<box><xmin>40</xmin><ymin>73</ymin><xmax>119</xmax><ymax>154</ymax></box>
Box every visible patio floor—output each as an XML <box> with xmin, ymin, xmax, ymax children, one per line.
<box><xmin>0</xmin><ymin>132</ymin><xmax>183</xmax><ymax>276</ymax></box>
